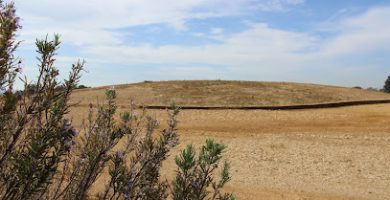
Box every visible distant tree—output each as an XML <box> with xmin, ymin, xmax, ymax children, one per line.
<box><xmin>384</xmin><ymin>75</ymin><xmax>390</xmax><ymax>93</ymax></box>
<box><xmin>76</xmin><ymin>84</ymin><xmax>89</xmax><ymax>89</ymax></box>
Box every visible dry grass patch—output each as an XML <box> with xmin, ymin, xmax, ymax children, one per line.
<box><xmin>70</xmin><ymin>80</ymin><xmax>390</xmax><ymax>107</ymax></box>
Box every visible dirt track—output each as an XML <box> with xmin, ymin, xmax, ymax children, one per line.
<box><xmin>70</xmin><ymin>103</ymin><xmax>390</xmax><ymax>200</ymax></box>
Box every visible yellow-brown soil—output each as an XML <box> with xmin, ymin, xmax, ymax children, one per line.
<box><xmin>68</xmin><ymin>81</ymin><xmax>390</xmax><ymax>199</ymax></box>
<box><xmin>69</xmin><ymin>103</ymin><xmax>390</xmax><ymax>200</ymax></box>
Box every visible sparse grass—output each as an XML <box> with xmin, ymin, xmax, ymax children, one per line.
<box><xmin>71</xmin><ymin>80</ymin><xmax>390</xmax><ymax>107</ymax></box>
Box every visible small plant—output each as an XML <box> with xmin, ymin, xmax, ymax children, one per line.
<box><xmin>172</xmin><ymin>140</ymin><xmax>234</xmax><ymax>200</ymax></box>
<box><xmin>0</xmin><ymin>1</ymin><xmax>233</xmax><ymax>199</ymax></box>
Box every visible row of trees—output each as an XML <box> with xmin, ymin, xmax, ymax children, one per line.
<box><xmin>0</xmin><ymin>1</ymin><xmax>234</xmax><ymax>200</ymax></box>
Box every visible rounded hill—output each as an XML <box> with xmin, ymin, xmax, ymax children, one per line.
<box><xmin>71</xmin><ymin>80</ymin><xmax>390</xmax><ymax>107</ymax></box>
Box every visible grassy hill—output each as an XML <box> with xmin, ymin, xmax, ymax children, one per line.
<box><xmin>70</xmin><ymin>80</ymin><xmax>390</xmax><ymax>107</ymax></box>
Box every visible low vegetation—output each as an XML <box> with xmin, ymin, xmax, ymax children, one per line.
<box><xmin>71</xmin><ymin>80</ymin><xmax>390</xmax><ymax>107</ymax></box>
<box><xmin>0</xmin><ymin>1</ymin><xmax>233</xmax><ymax>200</ymax></box>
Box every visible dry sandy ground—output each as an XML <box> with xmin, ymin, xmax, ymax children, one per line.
<box><xmin>69</xmin><ymin>103</ymin><xmax>390</xmax><ymax>200</ymax></box>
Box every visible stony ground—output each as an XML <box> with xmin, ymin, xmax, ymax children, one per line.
<box><xmin>70</xmin><ymin>103</ymin><xmax>390</xmax><ymax>200</ymax></box>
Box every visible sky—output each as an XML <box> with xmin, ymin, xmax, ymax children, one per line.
<box><xmin>11</xmin><ymin>0</ymin><xmax>390</xmax><ymax>88</ymax></box>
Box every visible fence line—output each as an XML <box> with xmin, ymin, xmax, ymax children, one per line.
<box><xmin>101</xmin><ymin>99</ymin><xmax>390</xmax><ymax>110</ymax></box>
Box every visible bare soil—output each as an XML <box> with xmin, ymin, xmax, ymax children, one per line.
<box><xmin>69</xmin><ymin>103</ymin><xmax>390</xmax><ymax>200</ymax></box>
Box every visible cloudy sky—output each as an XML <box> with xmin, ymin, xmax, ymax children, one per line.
<box><xmin>12</xmin><ymin>0</ymin><xmax>390</xmax><ymax>88</ymax></box>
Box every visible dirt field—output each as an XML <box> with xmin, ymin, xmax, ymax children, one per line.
<box><xmin>69</xmin><ymin>103</ymin><xmax>390</xmax><ymax>200</ymax></box>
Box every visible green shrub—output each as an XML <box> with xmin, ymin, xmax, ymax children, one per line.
<box><xmin>0</xmin><ymin>1</ymin><xmax>233</xmax><ymax>199</ymax></box>
<box><xmin>384</xmin><ymin>75</ymin><xmax>390</xmax><ymax>93</ymax></box>
<box><xmin>76</xmin><ymin>84</ymin><xmax>89</xmax><ymax>89</ymax></box>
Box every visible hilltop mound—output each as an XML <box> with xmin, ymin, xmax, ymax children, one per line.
<box><xmin>70</xmin><ymin>80</ymin><xmax>390</xmax><ymax>107</ymax></box>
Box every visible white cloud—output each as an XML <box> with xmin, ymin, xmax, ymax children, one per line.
<box><xmin>319</xmin><ymin>6</ymin><xmax>390</xmax><ymax>57</ymax></box>
<box><xmin>249</xmin><ymin>0</ymin><xmax>305</xmax><ymax>11</ymax></box>
<box><xmin>80</xmin><ymin>22</ymin><xmax>316</xmax><ymax>77</ymax></box>
<box><xmin>11</xmin><ymin>0</ymin><xmax>390</xmax><ymax>88</ymax></box>
<box><xmin>82</xmin><ymin>6</ymin><xmax>390</xmax><ymax>87</ymax></box>
<box><xmin>14</xmin><ymin>0</ymin><xmax>305</xmax><ymax>45</ymax></box>
<box><xmin>210</xmin><ymin>27</ymin><xmax>223</xmax><ymax>35</ymax></box>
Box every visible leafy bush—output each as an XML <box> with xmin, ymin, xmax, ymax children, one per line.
<box><xmin>0</xmin><ymin>1</ymin><xmax>233</xmax><ymax>200</ymax></box>
<box><xmin>384</xmin><ymin>75</ymin><xmax>390</xmax><ymax>93</ymax></box>
<box><xmin>172</xmin><ymin>140</ymin><xmax>232</xmax><ymax>200</ymax></box>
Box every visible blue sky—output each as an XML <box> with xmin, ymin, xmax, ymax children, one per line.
<box><xmin>12</xmin><ymin>0</ymin><xmax>390</xmax><ymax>88</ymax></box>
